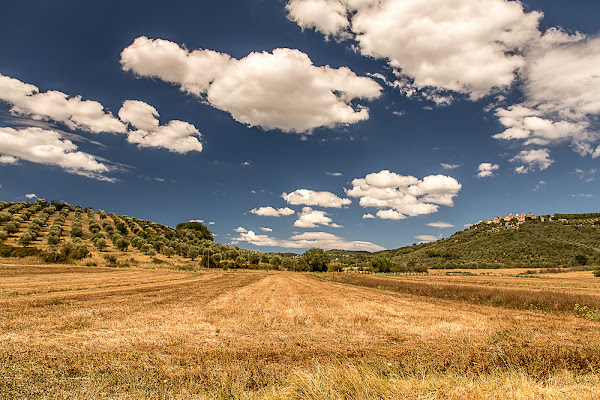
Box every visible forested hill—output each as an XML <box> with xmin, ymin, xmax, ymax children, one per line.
<box><xmin>377</xmin><ymin>214</ymin><xmax>600</xmax><ymax>269</ymax></box>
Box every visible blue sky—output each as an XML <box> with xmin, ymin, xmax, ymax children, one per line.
<box><xmin>0</xmin><ymin>0</ymin><xmax>598</xmax><ymax>252</ymax></box>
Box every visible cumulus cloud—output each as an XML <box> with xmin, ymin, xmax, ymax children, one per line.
<box><xmin>511</xmin><ymin>149</ymin><xmax>553</xmax><ymax>173</ymax></box>
<box><xmin>250</xmin><ymin>206</ymin><xmax>295</xmax><ymax>217</ymax></box>
<box><xmin>376</xmin><ymin>209</ymin><xmax>406</xmax><ymax>220</ymax></box>
<box><xmin>476</xmin><ymin>163</ymin><xmax>499</xmax><ymax>178</ymax></box>
<box><xmin>119</xmin><ymin>100</ymin><xmax>203</xmax><ymax>153</ymax></box>
<box><xmin>426</xmin><ymin>221</ymin><xmax>454</xmax><ymax>229</ymax></box>
<box><xmin>231</xmin><ymin>229</ymin><xmax>385</xmax><ymax>251</ymax></box>
<box><xmin>0</xmin><ymin>127</ymin><xmax>113</xmax><ymax>181</ymax></box>
<box><xmin>287</xmin><ymin>0</ymin><xmax>541</xmax><ymax>100</ymax></box>
<box><xmin>0</xmin><ymin>74</ymin><xmax>126</xmax><ymax>133</ymax></box>
<box><xmin>25</xmin><ymin>193</ymin><xmax>37</xmax><ymax>199</ymax></box>
<box><xmin>346</xmin><ymin>170</ymin><xmax>461</xmax><ymax>219</ymax></box>
<box><xmin>493</xmin><ymin>31</ymin><xmax>600</xmax><ymax>157</ymax></box>
<box><xmin>294</xmin><ymin>207</ymin><xmax>342</xmax><ymax>228</ymax></box>
<box><xmin>362</xmin><ymin>213</ymin><xmax>375</xmax><ymax>219</ymax></box>
<box><xmin>326</xmin><ymin>172</ymin><xmax>343</xmax><ymax>176</ymax></box>
<box><xmin>282</xmin><ymin>189</ymin><xmax>351</xmax><ymax>208</ymax></box>
<box><xmin>234</xmin><ymin>227</ymin><xmax>248</xmax><ymax>233</ymax></box>
<box><xmin>121</xmin><ymin>36</ymin><xmax>381</xmax><ymax>133</ymax></box>
<box><xmin>259</xmin><ymin>227</ymin><xmax>273</xmax><ymax>232</ymax></box>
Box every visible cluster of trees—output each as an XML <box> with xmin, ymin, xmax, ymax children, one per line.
<box><xmin>0</xmin><ymin>200</ymin><xmax>48</xmax><ymax>243</ymax></box>
<box><xmin>18</xmin><ymin>205</ymin><xmax>55</xmax><ymax>246</ymax></box>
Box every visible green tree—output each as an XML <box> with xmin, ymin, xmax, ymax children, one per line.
<box><xmin>116</xmin><ymin>238</ymin><xmax>129</xmax><ymax>251</ymax></box>
<box><xmin>187</xmin><ymin>246</ymin><xmax>200</xmax><ymax>260</ymax></box>
<box><xmin>235</xmin><ymin>256</ymin><xmax>247</xmax><ymax>268</ymax></box>
<box><xmin>94</xmin><ymin>238</ymin><xmax>107</xmax><ymax>250</ymax></box>
<box><xmin>175</xmin><ymin>221</ymin><xmax>214</xmax><ymax>241</ymax></box>
<box><xmin>575</xmin><ymin>254</ymin><xmax>588</xmax><ymax>266</ymax></box>
<box><xmin>301</xmin><ymin>248</ymin><xmax>330</xmax><ymax>272</ymax></box>
<box><xmin>163</xmin><ymin>247</ymin><xmax>175</xmax><ymax>258</ymax></box>
<box><xmin>4</xmin><ymin>222</ymin><xmax>18</xmax><ymax>236</ymax></box>
<box><xmin>18</xmin><ymin>232</ymin><xmax>34</xmax><ymax>247</ymax></box>
<box><xmin>270</xmin><ymin>255</ymin><xmax>282</xmax><ymax>267</ymax></box>
<box><xmin>370</xmin><ymin>257</ymin><xmax>394</xmax><ymax>273</ymax></box>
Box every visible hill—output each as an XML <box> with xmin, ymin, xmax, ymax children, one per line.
<box><xmin>328</xmin><ymin>213</ymin><xmax>600</xmax><ymax>269</ymax></box>
<box><xmin>0</xmin><ymin>199</ymin><xmax>269</xmax><ymax>268</ymax></box>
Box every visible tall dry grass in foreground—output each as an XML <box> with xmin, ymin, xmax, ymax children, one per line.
<box><xmin>1</xmin><ymin>262</ymin><xmax>599</xmax><ymax>399</ymax></box>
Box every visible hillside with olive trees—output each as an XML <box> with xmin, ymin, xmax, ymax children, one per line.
<box><xmin>0</xmin><ymin>199</ymin><xmax>287</xmax><ymax>269</ymax></box>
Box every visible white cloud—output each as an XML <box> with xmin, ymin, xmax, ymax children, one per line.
<box><xmin>282</xmin><ymin>189</ymin><xmax>351</xmax><ymax>208</ymax></box>
<box><xmin>0</xmin><ymin>155</ymin><xmax>18</xmax><ymax>164</ymax></box>
<box><xmin>294</xmin><ymin>207</ymin><xmax>342</xmax><ymax>228</ymax></box>
<box><xmin>25</xmin><ymin>193</ymin><xmax>37</xmax><ymax>199</ymax></box>
<box><xmin>326</xmin><ymin>172</ymin><xmax>343</xmax><ymax>176</ymax></box>
<box><xmin>476</xmin><ymin>163</ymin><xmax>499</xmax><ymax>178</ymax></box>
<box><xmin>234</xmin><ymin>227</ymin><xmax>247</xmax><ymax>233</ymax></box>
<box><xmin>346</xmin><ymin>170</ymin><xmax>461</xmax><ymax>219</ymax></box>
<box><xmin>376</xmin><ymin>209</ymin><xmax>406</xmax><ymax>220</ymax></box>
<box><xmin>119</xmin><ymin>100</ymin><xmax>203</xmax><ymax>153</ymax></box>
<box><xmin>415</xmin><ymin>234</ymin><xmax>442</xmax><ymax>243</ymax></box>
<box><xmin>0</xmin><ymin>127</ymin><xmax>113</xmax><ymax>181</ymax></box>
<box><xmin>441</xmin><ymin>163</ymin><xmax>460</xmax><ymax>170</ymax></box>
<box><xmin>287</xmin><ymin>0</ymin><xmax>541</xmax><ymax>99</ymax></box>
<box><xmin>572</xmin><ymin>193</ymin><xmax>593</xmax><ymax>199</ymax></box>
<box><xmin>121</xmin><ymin>36</ymin><xmax>381</xmax><ymax>133</ymax></box>
<box><xmin>259</xmin><ymin>227</ymin><xmax>273</xmax><ymax>232</ymax></box>
<box><xmin>426</xmin><ymin>221</ymin><xmax>454</xmax><ymax>229</ymax></box>
<box><xmin>231</xmin><ymin>229</ymin><xmax>385</xmax><ymax>252</ymax></box>
<box><xmin>0</xmin><ymin>74</ymin><xmax>126</xmax><ymax>133</ymax></box>
<box><xmin>241</xmin><ymin>161</ymin><xmax>251</xmax><ymax>166</ymax></box>
<box><xmin>510</xmin><ymin>149</ymin><xmax>553</xmax><ymax>173</ymax></box>
<box><xmin>286</xmin><ymin>0</ymin><xmax>349</xmax><ymax>36</ymax></box>
<box><xmin>250</xmin><ymin>206</ymin><xmax>295</xmax><ymax>217</ymax></box>
<box><xmin>362</xmin><ymin>213</ymin><xmax>375</xmax><ymax>219</ymax></box>
<box><xmin>493</xmin><ymin>31</ymin><xmax>600</xmax><ymax>155</ymax></box>
<box><xmin>208</xmin><ymin>222</ymin><xmax>215</xmax><ymax>225</ymax></box>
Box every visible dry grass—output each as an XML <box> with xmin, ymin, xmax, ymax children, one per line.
<box><xmin>1</xmin><ymin>263</ymin><xmax>599</xmax><ymax>398</ymax></box>
<box><xmin>321</xmin><ymin>271</ymin><xmax>600</xmax><ymax>314</ymax></box>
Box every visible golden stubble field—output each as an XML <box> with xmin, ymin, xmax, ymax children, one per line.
<box><xmin>1</xmin><ymin>261</ymin><xmax>599</xmax><ymax>399</ymax></box>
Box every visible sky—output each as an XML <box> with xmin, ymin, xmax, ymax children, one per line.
<box><xmin>0</xmin><ymin>0</ymin><xmax>599</xmax><ymax>253</ymax></box>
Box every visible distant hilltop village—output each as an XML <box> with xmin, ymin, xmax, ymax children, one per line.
<box><xmin>483</xmin><ymin>212</ymin><xmax>545</xmax><ymax>225</ymax></box>
<box><xmin>481</xmin><ymin>212</ymin><xmax>600</xmax><ymax>225</ymax></box>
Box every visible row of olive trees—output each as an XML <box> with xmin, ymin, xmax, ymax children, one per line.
<box><xmin>47</xmin><ymin>208</ymin><xmax>71</xmax><ymax>246</ymax></box>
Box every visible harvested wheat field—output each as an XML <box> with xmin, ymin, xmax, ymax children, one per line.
<box><xmin>1</xmin><ymin>262</ymin><xmax>600</xmax><ymax>399</ymax></box>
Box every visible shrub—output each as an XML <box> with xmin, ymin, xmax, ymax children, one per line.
<box><xmin>594</xmin><ymin>269</ymin><xmax>600</xmax><ymax>277</ymax></box>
